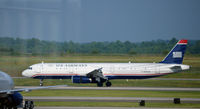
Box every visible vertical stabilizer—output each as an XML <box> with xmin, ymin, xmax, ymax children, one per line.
<box><xmin>160</xmin><ymin>39</ymin><xmax>187</xmax><ymax>64</ymax></box>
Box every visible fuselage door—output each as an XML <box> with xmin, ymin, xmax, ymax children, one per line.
<box><xmin>155</xmin><ymin>65</ymin><xmax>160</xmax><ymax>74</ymax></box>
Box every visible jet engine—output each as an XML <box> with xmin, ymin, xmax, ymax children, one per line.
<box><xmin>0</xmin><ymin>92</ymin><xmax>23</xmax><ymax>108</ymax></box>
<box><xmin>72</xmin><ymin>76</ymin><xmax>95</xmax><ymax>83</ymax></box>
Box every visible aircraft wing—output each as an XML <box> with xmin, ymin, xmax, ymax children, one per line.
<box><xmin>86</xmin><ymin>68</ymin><xmax>107</xmax><ymax>82</ymax></box>
<box><xmin>0</xmin><ymin>85</ymin><xmax>66</xmax><ymax>94</ymax></box>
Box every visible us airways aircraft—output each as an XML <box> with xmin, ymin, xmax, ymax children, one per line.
<box><xmin>0</xmin><ymin>71</ymin><xmax>66</xmax><ymax>109</ymax></box>
<box><xmin>22</xmin><ymin>40</ymin><xmax>190</xmax><ymax>87</ymax></box>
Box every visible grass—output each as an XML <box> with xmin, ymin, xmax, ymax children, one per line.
<box><xmin>22</xmin><ymin>90</ymin><xmax>200</xmax><ymax>98</ymax></box>
<box><xmin>34</xmin><ymin>102</ymin><xmax>200</xmax><ymax>108</ymax></box>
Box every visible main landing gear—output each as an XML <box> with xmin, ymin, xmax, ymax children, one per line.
<box><xmin>23</xmin><ymin>100</ymin><xmax>34</xmax><ymax>109</ymax></box>
<box><xmin>97</xmin><ymin>81</ymin><xmax>112</xmax><ymax>87</ymax></box>
<box><xmin>97</xmin><ymin>82</ymin><xmax>103</xmax><ymax>87</ymax></box>
<box><xmin>106</xmin><ymin>81</ymin><xmax>112</xmax><ymax>87</ymax></box>
<box><xmin>40</xmin><ymin>79</ymin><xmax>43</xmax><ymax>86</ymax></box>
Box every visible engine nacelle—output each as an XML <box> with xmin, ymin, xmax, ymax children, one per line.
<box><xmin>12</xmin><ymin>92</ymin><xmax>23</xmax><ymax>106</ymax></box>
<box><xmin>72</xmin><ymin>76</ymin><xmax>94</xmax><ymax>83</ymax></box>
<box><xmin>0</xmin><ymin>92</ymin><xmax>23</xmax><ymax>107</ymax></box>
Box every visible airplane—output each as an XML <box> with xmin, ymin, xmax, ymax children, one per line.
<box><xmin>22</xmin><ymin>39</ymin><xmax>190</xmax><ymax>87</ymax></box>
<box><xmin>0</xmin><ymin>71</ymin><xmax>66</xmax><ymax>109</ymax></box>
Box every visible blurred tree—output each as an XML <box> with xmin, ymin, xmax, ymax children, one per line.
<box><xmin>0</xmin><ymin>37</ymin><xmax>199</xmax><ymax>56</ymax></box>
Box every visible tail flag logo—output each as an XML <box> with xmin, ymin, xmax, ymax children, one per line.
<box><xmin>173</xmin><ymin>52</ymin><xmax>182</xmax><ymax>58</ymax></box>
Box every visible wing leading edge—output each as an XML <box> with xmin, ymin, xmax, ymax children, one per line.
<box><xmin>0</xmin><ymin>85</ymin><xmax>67</xmax><ymax>94</ymax></box>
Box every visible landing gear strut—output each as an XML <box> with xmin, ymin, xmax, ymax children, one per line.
<box><xmin>40</xmin><ymin>79</ymin><xmax>43</xmax><ymax>86</ymax></box>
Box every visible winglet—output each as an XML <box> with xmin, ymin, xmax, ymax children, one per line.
<box><xmin>160</xmin><ymin>39</ymin><xmax>188</xmax><ymax>64</ymax></box>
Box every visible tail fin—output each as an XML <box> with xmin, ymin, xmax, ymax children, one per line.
<box><xmin>160</xmin><ymin>39</ymin><xmax>187</xmax><ymax>64</ymax></box>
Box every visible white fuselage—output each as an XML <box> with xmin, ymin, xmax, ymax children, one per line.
<box><xmin>22</xmin><ymin>63</ymin><xmax>190</xmax><ymax>79</ymax></box>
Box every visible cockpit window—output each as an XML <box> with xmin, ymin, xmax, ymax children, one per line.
<box><xmin>28</xmin><ymin>67</ymin><xmax>32</xmax><ymax>70</ymax></box>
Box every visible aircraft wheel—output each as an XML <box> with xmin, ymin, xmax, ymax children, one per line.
<box><xmin>30</xmin><ymin>101</ymin><xmax>34</xmax><ymax>109</ymax></box>
<box><xmin>106</xmin><ymin>81</ymin><xmax>112</xmax><ymax>87</ymax></box>
<box><xmin>24</xmin><ymin>100</ymin><xmax>34</xmax><ymax>109</ymax></box>
<box><xmin>97</xmin><ymin>82</ymin><xmax>103</xmax><ymax>87</ymax></box>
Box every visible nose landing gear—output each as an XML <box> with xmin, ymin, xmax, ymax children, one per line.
<box><xmin>40</xmin><ymin>79</ymin><xmax>43</xmax><ymax>86</ymax></box>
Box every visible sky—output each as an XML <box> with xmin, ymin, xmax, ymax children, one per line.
<box><xmin>0</xmin><ymin>0</ymin><xmax>200</xmax><ymax>42</ymax></box>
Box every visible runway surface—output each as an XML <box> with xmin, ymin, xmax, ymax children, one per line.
<box><xmin>34</xmin><ymin>107</ymin><xmax>200</xmax><ymax>109</ymax></box>
<box><xmin>16</xmin><ymin>86</ymin><xmax>200</xmax><ymax>91</ymax></box>
<box><xmin>12</xmin><ymin>77</ymin><xmax>200</xmax><ymax>81</ymax></box>
<box><xmin>24</xmin><ymin>96</ymin><xmax>200</xmax><ymax>103</ymax></box>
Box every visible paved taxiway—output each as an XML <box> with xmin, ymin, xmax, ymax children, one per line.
<box><xmin>35</xmin><ymin>107</ymin><xmax>200</xmax><ymax>109</ymax></box>
<box><xmin>12</xmin><ymin>77</ymin><xmax>200</xmax><ymax>81</ymax></box>
<box><xmin>149</xmin><ymin>78</ymin><xmax>200</xmax><ymax>81</ymax></box>
<box><xmin>24</xmin><ymin>97</ymin><xmax>200</xmax><ymax>103</ymax></box>
<box><xmin>16</xmin><ymin>86</ymin><xmax>200</xmax><ymax>91</ymax></box>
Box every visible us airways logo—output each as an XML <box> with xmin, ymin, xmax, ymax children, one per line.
<box><xmin>173</xmin><ymin>52</ymin><xmax>182</xmax><ymax>58</ymax></box>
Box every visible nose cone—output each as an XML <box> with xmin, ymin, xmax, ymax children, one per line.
<box><xmin>22</xmin><ymin>69</ymin><xmax>32</xmax><ymax>77</ymax></box>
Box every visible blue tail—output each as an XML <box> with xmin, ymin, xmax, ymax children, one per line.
<box><xmin>160</xmin><ymin>39</ymin><xmax>187</xmax><ymax>64</ymax></box>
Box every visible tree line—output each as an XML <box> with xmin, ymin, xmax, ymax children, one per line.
<box><xmin>0</xmin><ymin>37</ymin><xmax>199</xmax><ymax>56</ymax></box>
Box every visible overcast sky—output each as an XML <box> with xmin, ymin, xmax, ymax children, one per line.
<box><xmin>0</xmin><ymin>0</ymin><xmax>200</xmax><ymax>42</ymax></box>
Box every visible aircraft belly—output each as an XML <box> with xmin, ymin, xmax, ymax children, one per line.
<box><xmin>33</xmin><ymin>75</ymin><xmax>72</xmax><ymax>79</ymax></box>
<box><xmin>107</xmin><ymin>75</ymin><xmax>161</xmax><ymax>79</ymax></box>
